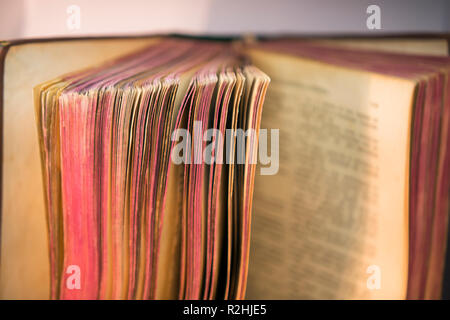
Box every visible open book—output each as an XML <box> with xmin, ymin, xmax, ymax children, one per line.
<box><xmin>0</xmin><ymin>35</ymin><xmax>449</xmax><ymax>300</ymax></box>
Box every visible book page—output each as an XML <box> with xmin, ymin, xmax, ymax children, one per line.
<box><xmin>310</xmin><ymin>38</ymin><xmax>449</xmax><ymax>56</ymax></box>
<box><xmin>246</xmin><ymin>49</ymin><xmax>416</xmax><ymax>299</ymax></box>
<box><xmin>0</xmin><ymin>38</ymin><xmax>156</xmax><ymax>299</ymax></box>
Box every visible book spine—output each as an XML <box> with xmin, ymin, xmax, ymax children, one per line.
<box><xmin>0</xmin><ymin>41</ymin><xmax>11</xmax><ymax>273</ymax></box>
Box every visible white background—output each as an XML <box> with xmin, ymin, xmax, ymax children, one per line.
<box><xmin>0</xmin><ymin>0</ymin><xmax>449</xmax><ymax>40</ymax></box>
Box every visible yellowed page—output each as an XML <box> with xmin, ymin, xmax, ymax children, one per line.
<box><xmin>246</xmin><ymin>49</ymin><xmax>415</xmax><ymax>299</ymax></box>
<box><xmin>310</xmin><ymin>38</ymin><xmax>448</xmax><ymax>56</ymax></box>
<box><xmin>155</xmin><ymin>66</ymin><xmax>198</xmax><ymax>300</ymax></box>
<box><xmin>1</xmin><ymin>38</ymin><xmax>157</xmax><ymax>299</ymax></box>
